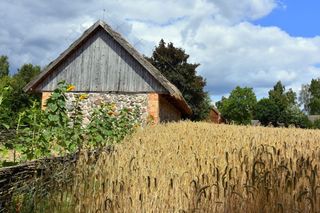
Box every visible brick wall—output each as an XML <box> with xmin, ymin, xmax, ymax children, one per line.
<box><xmin>147</xmin><ymin>93</ymin><xmax>159</xmax><ymax>123</ymax></box>
<box><xmin>41</xmin><ymin>92</ymin><xmax>52</xmax><ymax>110</ymax></box>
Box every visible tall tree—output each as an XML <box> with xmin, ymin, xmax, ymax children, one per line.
<box><xmin>254</xmin><ymin>98</ymin><xmax>279</xmax><ymax>126</ymax></box>
<box><xmin>254</xmin><ymin>81</ymin><xmax>308</xmax><ymax>127</ymax></box>
<box><xmin>14</xmin><ymin>63</ymin><xmax>41</xmax><ymax>84</ymax></box>
<box><xmin>216</xmin><ymin>86</ymin><xmax>257</xmax><ymax>125</ymax></box>
<box><xmin>0</xmin><ymin>55</ymin><xmax>9</xmax><ymax>78</ymax></box>
<box><xmin>268</xmin><ymin>81</ymin><xmax>296</xmax><ymax>110</ymax></box>
<box><xmin>268</xmin><ymin>81</ymin><xmax>296</xmax><ymax>123</ymax></box>
<box><xmin>299</xmin><ymin>84</ymin><xmax>311</xmax><ymax>114</ymax></box>
<box><xmin>308</xmin><ymin>78</ymin><xmax>320</xmax><ymax>115</ymax></box>
<box><xmin>146</xmin><ymin>39</ymin><xmax>211</xmax><ymax>120</ymax></box>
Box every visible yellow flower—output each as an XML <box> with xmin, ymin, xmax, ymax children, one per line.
<box><xmin>67</xmin><ymin>85</ymin><xmax>75</xmax><ymax>91</ymax></box>
<box><xmin>79</xmin><ymin>94</ymin><xmax>88</xmax><ymax>100</ymax></box>
<box><xmin>110</xmin><ymin>103</ymin><xmax>117</xmax><ymax>110</ymax></box>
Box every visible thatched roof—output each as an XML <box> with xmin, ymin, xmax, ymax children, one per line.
<box><xmin>211</xmin><ymin>107</ymin><xmax>220</xmax><ymax>115</ymax></box>
<box><xmin>24</xmin><ymin>20</ymin><xmax>192</xmax><ymax>115</ymax></box>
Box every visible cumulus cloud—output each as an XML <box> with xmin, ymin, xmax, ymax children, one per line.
<box><xmin>1</xmin><ymin>0</ymin><xmax>320</xmax><ymax>102</ymax></box>
<box><xmin>183</xmin><ymin>22</ymin><xmax>320</xmax><ymax>98</ymax></box>
<box><xmin>212</xmin><ymin>0</ymin><xmax>278</xmax><ymax>22</ymax></box>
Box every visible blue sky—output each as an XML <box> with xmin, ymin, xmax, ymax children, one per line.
<box><xmin>255</xmin><ymin>1</ymin><xmax>320</xmax><ymax>37</ymax></box>
<box><xmin>1</xmin><ymin>0</ymin><xmax>320</xmax><ymax>103</ymax></box>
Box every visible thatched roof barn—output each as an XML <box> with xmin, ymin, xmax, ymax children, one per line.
<box><xmin>24</xmin><ymin>20</ymin><xmax>191</xmax><ymax>123</ymax></box>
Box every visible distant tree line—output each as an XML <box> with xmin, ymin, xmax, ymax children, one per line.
<box><xmin>216</xmin><ymin>80</ymin><xmax>320</xmax><ymax>128</ymax></box>
<box><xmin>147</xmin><ymin>40</ymin><xmax>320</xmax><ymax>127</ymax></box>
<box><xmin>2</xmin><ymin>39</ymin><xmax>320</xmax><ymax>129</ymax></box>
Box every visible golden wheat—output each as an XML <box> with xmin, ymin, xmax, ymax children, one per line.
<box><xmin>28</xmin><ymin>122</ymin><xmax>320</xmax><ymax>212</ymax></box>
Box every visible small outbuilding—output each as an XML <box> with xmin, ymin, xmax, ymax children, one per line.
<box><xmin>206</xmin><ymin>107</ymin><xmax>224</xmax><ymax>124</ymax></box>
<box><xmin>24</xmin><ymin>20</ymin><xmax>191</xmax><ymax>124</ymax></box>
<box><xmin>308</xmin><ymin>115</ymin><xmax>320</xmax><ymax>123</ymax></box>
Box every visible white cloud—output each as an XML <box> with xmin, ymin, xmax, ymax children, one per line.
<box><xmin>212</xmin><ymin>0</ymin><xmax>278</xmax><ymax>22</ymax></box>
<box><xmin>1</xmin><ymin>0</ymin><xmax>320</xmax><ymax>103</ymax></box>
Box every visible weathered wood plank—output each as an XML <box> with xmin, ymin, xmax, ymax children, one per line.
<box><xmin>36</xmin><ymin>29</ymin><xmax>167</xmax><ymax>93</ymax></box>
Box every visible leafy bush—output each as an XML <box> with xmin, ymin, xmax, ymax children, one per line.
<box><xmin>312</xmin><ymin>119</ymin><xmax>320</xmax><ymax>129</ymax></box>
<box><xmin>0</xmin><ymin>64</ymin><xmax>41</xmax><ymax>130</ymax></box>
<box><xmin>283</xmin><ymin>105</ymin><xmax>312</xmax><ymax>128</ymax></box>
<box><xmin>1</xmin><ymin>81</ymin><xmax>140</xmax><ymax>165</ymax></box>
<box><xmin>216</xmin><ymin>86</ymin><xmax>257</xmax><ymax>125</ymax></box>
<box><xmin>0</xmin><ymin>85</ymin><xmax>14</xmax><ymax>129</ymax></box>
<box><xmin>86</xmin><ymin>103</ymin><xmax>139</xmax><ymax>147</ymax></box>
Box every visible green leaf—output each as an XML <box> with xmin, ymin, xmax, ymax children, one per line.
<box><xmin>68</xmin><ymin>143</ymin><xmax>77</xmax><ymax>152</ymax></box>
<box><xmin>1</xmin><ymin>123</ymin><xmax>9</xmax><ymax>129</ymax></box>
<box><xmin>48</xmin><ymin>103</ymin><xmax>58</xmax><ymax>112</ymax></box>
<box><xmin>48</xmin><ymin>114</ymin><xmax>59</xmax><ymax>122</ymax></box>
<box><xmin>57</xmin><ymin>99</ymin><xmax>65</xmax><ymax>108</ymax></box>
<box><xmin>50</xmin><ymin>92</ymin><xmax>60</xmax><ymax>100</ymax></box>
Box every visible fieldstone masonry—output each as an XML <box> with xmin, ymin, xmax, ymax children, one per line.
<box><xmin>41</xmin><ymin>92</ymin><xmax>182</xmax><ymax>124</ymax></box>
<box><xmin>64</xmin><ymin>93</ymin><xmax>149</xmax><ymax>124</ymax></box>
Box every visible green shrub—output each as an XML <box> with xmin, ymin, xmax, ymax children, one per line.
<box><xmin>0</xmin><ymin>85</ymin><xmax>13</xmax><ymax>129</ymax></box>
<box><xmin>1</xmin><ymin>81</ymin><xmax>140</xmax><ymax>165</ymax></box>
<box><xmin>312</xmin><ymin>119</ymin><xmax>320</xmax><ymax>129</ymax></box>
<box><xmin>86</xmin><ymin>103</ymin><xmax>139</xmax><ymax>148</ymax></box>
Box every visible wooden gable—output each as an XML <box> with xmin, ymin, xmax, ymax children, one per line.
<box><xmin>25</xmin><ymin>20</ymin><xmax>192</xmax><ymax>115</ymax></box>
<box><xmin>34</xmin><ymin>28</ymin><xmax>167</xmax><ymax>93</ymax></box>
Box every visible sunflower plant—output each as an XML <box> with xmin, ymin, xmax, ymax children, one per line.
<box><xmin>2</xmin><ymin>81</ymin><xmax>140</xmax><ymax>164</ymax></box>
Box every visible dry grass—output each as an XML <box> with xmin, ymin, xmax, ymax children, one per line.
<box><xmin>19</xmin><ymin>122</ymin><xmax>320</xmax><ymax>212</ymax></box>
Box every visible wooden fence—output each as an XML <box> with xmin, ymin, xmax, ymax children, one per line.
<box><xmin>0</xmin><ymin>129</ymin><xmax>15</xmax><ymax>144</ymax></box>
<box><xmin>0</xmin><ymin>146</ymin><xmax>113</xmax><ymax>211</ymax></box>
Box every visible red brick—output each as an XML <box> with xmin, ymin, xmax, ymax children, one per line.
<box><xmin>41</xmin><ymin>92</ymin><xmax>51</xmax><ymax>110</ymax></box>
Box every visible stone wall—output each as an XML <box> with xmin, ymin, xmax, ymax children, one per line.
<box><xmin>41</xmin><ymin>92</ymin><xmax>185</xmax><ymax>124</ymax></box>
<box><xmin>65</xmin><ymin>93</ymin><xmax>149</xmax><ymax>124</ymax></box>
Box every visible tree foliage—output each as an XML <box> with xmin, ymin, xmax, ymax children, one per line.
<box><xmin>216</xmin><ymin>86</ymin><xmax>257</xmax><ymax>125</ymax></box>
<box><xmin>284</xmin><ymin>105</ymin><xmax>311</xmax><ymax>128</ymax></box>
<box><xmin>268</xmin><ymin>81</ymin><xmax>296</xmax><ymax>110</ymax></box>
<box><xmin>299</xmin><ymin>84</ymin><xmax>311</xmax><ymax>114</ymax></box>
<box><xmin>14</xmin><ymin>63</ymin><xmax>41</xmax><ymax>84</ymax></box>
<box><xmin>217</xmin><ymin>81</ymin><xmax>310</xmax><ymax>128</ymax></box>
<box><xmin>0</xmin><ymin>59</ymin><xmax>41</xmax><ymax>128</ymax></box>
<box><xmin>298</xmin><ymin>78</ymin><xmax>320</xmax><ymax>115</ymax></box>
<box><xmin>0</xmin><ymin>55</ymin><xmax>9</xmax><ymax>78</ymax></box>
<box><xmin>254</xmin><ymin>98</ymin><xmax>279</xmax><ymax>126</ymax></box>
<box><xmin>254</xmin><ymin>81</ymin><xmax>310</xmax><ymax>127</ymax></box>
<box><xmin>308</xmin><ymin>78</ymin><xmax>320</xmax><ymax>115</ymax></box>
<box><xmin>146</xmin><ymin>39</ymin><xmax>211</xmax><ymax>121</ymax></box>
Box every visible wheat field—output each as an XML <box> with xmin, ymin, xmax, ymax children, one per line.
<box><xmin>20</xmin><ymin>122</ymin><xmax>320</xmax><ymax>212</ymax></box>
